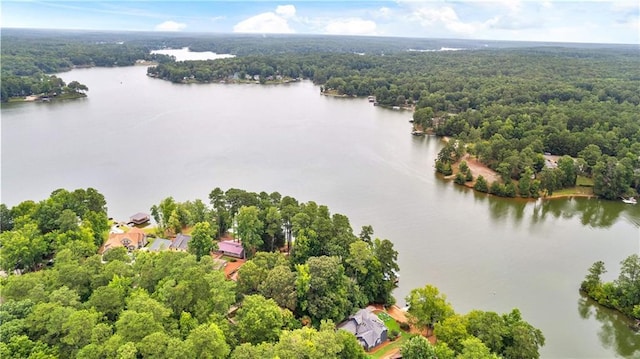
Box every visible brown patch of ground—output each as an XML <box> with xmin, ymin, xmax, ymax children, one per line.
<box><xmin>458</xmin><ymin>154</ymin><xmax>500</xmax><ymax>185</ymax></box>
<box><xmin>222</xmin><ymin>258</ymin><xmax>245</xmax><ymax>280</ymax></box>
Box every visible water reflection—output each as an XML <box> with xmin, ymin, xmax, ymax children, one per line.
<box><xmin>458</xmin><ymin>189</ymin><xmax>638</xmax><ymax>228</ymax></box>
<box><xmin>466</xmin><ymin>195</ymin><xmax>632</xmax><ymax>229</ymax></box>
<box><xmin>578</xmin><ymin>292</ymin><xmax>640</xmax><ymax>358</ymax></box>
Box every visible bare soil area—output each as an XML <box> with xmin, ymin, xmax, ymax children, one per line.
<box><xmin>457</xmin><ymin>154</ymin><xmax>500</xmax><ymax>185</ymax></box>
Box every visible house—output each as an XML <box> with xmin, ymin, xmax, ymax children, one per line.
<box><xmin>129</xmin><ymin>212</ymin><xmax>150</xmax><ymax>225</ymax></box>
<box><xmin>217</xmin><ymin>240</ymin><xmax>245</xmax><ymax>259</ymax></box>
<box><xmin>170</xmin><ymin>233</ymin><xmax>191</xmax><ymax>252</ymax></box>
<box><xmin>337</xmin><ymin>309</ymin><xmax>388</xmax><ymax>351</ymax></box>
<box><xmin>148</xmin><ymin>238</ymin><xmax>172</xmax><ymax>252</ymax></box>
<box><xmin>102</xmin><ymin>227</ymin><xmax>147</xmax><ymax>253</ymax></box>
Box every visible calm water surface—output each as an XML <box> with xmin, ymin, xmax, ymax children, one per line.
<box><xmin>2</xmin><ymin>63</ymin><xmax>640</xmax><ymax>358</ymax></box>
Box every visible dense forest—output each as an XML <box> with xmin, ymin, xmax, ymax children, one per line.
<box><xmin>580</xmin><ymin>254</ymin><xmax>640</xmax><ymax>321</ymax></box>
<box><xmin>0</xmin><ymin>188</ymin><xmax>545</xmax><ymax>358</ymax></box>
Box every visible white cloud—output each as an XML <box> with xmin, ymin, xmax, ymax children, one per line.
<box><xmin>233</xmin><ymin>11</ymin><xmax>294</xmax><ymax>34</ymax></box>
<box><xmin>495</xmin><ymin>0</ymin><xmax>522</xmax><ymax>14</ymax></box>
<box><xmin>612</xmin><ymin>1</ymin><xmax>639</xmax><ymax>12</ymax></box>
<box><xmin>324</xmin><ymin>18</ymin><xmax>377</xmax><ymax>35</ymax></box>
<box><xmin>376</xmin><ymin>7</ymin><xmax>392</xmax><ymax>19</ymax></box>
<box><xmin>410</xmin><ymin>6</ymin><xmax>486</xmax><ymax>35</ymax></box>
<box><xmin>541</xmin><ymin>1</ymin><xmax>553</xmax><ymax>9</ymax></box>
<box><xmin>154</xmin><ymin>20</ymin><xmax>186</xmax><ymax>32</ymax></box>
<box><xmin>276</xmin><ymin>5</ymin><xmax>296</xmax><ymax>18</ymax></box>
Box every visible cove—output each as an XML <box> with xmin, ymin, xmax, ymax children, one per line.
<box><xmin>2</xmin><ymin>64</ymin><xmax>639</xmax><ymax>358</ymax></box>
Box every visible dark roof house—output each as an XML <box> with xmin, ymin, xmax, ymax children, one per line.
<box><xmin>217</xmin><ymin>240</ymin><xmax>245</xmax><ymax>259</ymax></box>
<box><xmin>170</xmin><ymin>233</ymin><xmax>191</xmax><ymax>252</ymax></box>
<box><xmin>337</xmin><ymin>309</ymin><xmax>388</xmax><ymax>351</ymax></box>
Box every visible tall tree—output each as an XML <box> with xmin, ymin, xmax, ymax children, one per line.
<box><xmin>305</xmin><ymin>256</ymin><xmax>352</xmax><ymax>323</ymax></box>
<box><xmin>188</xmin><ymin>221</ymin><xmax>216</xmax><ymax>260</ymax></box>
<box><xmin>263</xmin><ymin>206</ymin><xmax>283</xmax><ymax>251</ymax></box>
<box><xmin>186</xmin><ymin>323</ymin><xmax>230</xmax><ymax>359</ymax></box>
<box><xmin>236</xmin><ymin>295</ymin><xmax>285</xmax><ymax>344</ymax></box>
<box><xmin>406</xmin><ymin>284</ymin><xmax>454</xmax><ymax>334</ymax></box>
<box><xmin>401</xmin><ymin>335</ymin><xmax>437</xmax><ymax>359</ymax></box>
<box><xmin>236</xmin><ymin>206</ymin><xmax>264</xmax><ymax>258</ymax></box>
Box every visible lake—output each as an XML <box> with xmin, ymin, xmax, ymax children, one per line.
<box><xmin>2</xmin><ymin>57</ymin><xmax>639</xmax><ymax>358</ymax></box>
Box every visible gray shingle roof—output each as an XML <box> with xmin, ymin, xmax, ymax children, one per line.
<box><xmin>337</xmin><ymin>309</ymin><xmax>388</xmax><ymax>350</ymax></box>
<box><xmin>149</xmin><ymin>238</ymin><xmax>172</xmax><ymax>252</ymax></box>
<box><xmin>170</xmin><ymin>233</ymin><xmax>191</xmax><ymax>251</ymax></box>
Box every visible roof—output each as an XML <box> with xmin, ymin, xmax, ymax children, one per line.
<box><xmin>170</xmin><ymin>233</ymin><xmax>191</xmax><ymax>251</ymax></box>
<box><xmin>102</xmin><ymin>228</ymin><xmax>146</xmax><ymax>253</ymax></box>
<box><xmin>130</xmin><ymin>212</ymin><xmax>150</xmax><ymax>222</ymax></box>
<box><xmin>218</xmin><ymin>240</ymin><xmax>244</xmax><ymax>256</ymax></box>
<box><xmin>337</xmin><ymin>309</ymin><xmax>388</xmax><ymax>350</ymax></box>
<box><xmin>148</xmin><ymin>238</ymin><xmax>172</xmax><ymax>252</ymax></box>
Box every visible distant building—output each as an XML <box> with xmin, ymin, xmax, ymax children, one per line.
<box><xmin>337</xmin><ymin>309</ymin><xmax>388</xmax><ymax>351</ymax></box>
<box><xmin>217</xmin><ymin>240</ymin><xmax>245</xmax><ymax>259</ymax></box>
<box><xmin>129</xmin><ymin>212</ymin><xmax>150</xmax><ymax>225</ymax></box>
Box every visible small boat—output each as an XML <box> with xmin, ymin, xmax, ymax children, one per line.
<box><xmin>622</xmin><ymin>197</ymin><xmax>637</xmax><ymax>204</ymax></box>
<box><xmin>411</xmin><ymin>130</ymin><xmax>425</xmax><ymax>136</ymax></box>
<box><xmin>367</xmin><ymin>96</ymin><xmax>375</xmax><ymax>102</ymax></box>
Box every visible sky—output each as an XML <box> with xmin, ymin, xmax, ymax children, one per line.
<box><xmin>1</xmin><ymin>1</ymin><xmax>639</xmax><ymax>44</ymax></box>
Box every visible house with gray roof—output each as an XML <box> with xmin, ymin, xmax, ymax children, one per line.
<box><xmin>337</xmin><ymin>308</ymin><xmax>388</xmax><ymax>351</ymax></box>
<box><xmin>170</xmin><ymin>233</ymin><xmax>191</xmax><ymax>252</ymax></box>
<box><xmin>148</xmin><ymin>238</ymin><xmax>172</xmax><ymax>252</ymax></box>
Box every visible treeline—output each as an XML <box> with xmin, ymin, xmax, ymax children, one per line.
<box><xmin>0</xmin><ymin>188</ymin><xmax>545</xmax><ymax>358</ymax></box>
<box><xmin>581</xmin><ymin>254</ymin><xmax>640</xmax><ymax>320</ymax></box>
<box><xmin>150</xmin><ymin>187</ymin><xmax>400</xmax><ymax>307</ymax></box>
<box><xmin>402</xmin><ymin>285</ymin><xmax>544</xmax><ymax>359</ymax></box>
<box><xmin>0</xmin><ymin>188</ymin><xmax>109</xmax><ymax>272</ymax></box>
<box><xmin>1</xmin><ymin>31</ymin><xmax>172</xmax><ymax>101</ymax></box>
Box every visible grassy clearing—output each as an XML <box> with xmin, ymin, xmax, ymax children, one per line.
<box><xmin>577</xmin><ymin>175</ymin><xmax>594</xmax><ymax>187</ymax></box>
<box><xmin>368</xmin><ymin>333</ymin><xmax>414</xmax><ymax>359</ymax></box>
<box><xmin>378</xmin><ymin>312</ymin><xmax>401</xmax><ymax>333</ymax></box>
<box><xmin>551</xmin><ymin>185</ymin><xmax>594</xmax><ymax>197</ymax></box>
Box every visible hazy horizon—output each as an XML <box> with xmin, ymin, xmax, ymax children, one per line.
<box><xmin>1</xmin><ymin>1</ymin><xmax>638</xmax><ymax>45</ymax></box>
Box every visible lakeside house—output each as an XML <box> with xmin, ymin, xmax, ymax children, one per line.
<box><xmin>337</xmin><ymin>308</ymin><xmax>388</xmax><ymax>351</ymax></box>
<box><xmin>217</xmin><ymin>240</ymin><xmax>245</xmax><ymax>259</ymax></box>
<box><xmin>148</xmin><ymin>238</ymin><xmax>172</xmax><ymax>252</ymax></box>
<box><xmin>170</xmin><ymin>233</ymin><xmax>191</xmax><ymax>252</ymax></box>
<box><xmin>129</xmin><ymin>212</ymin><xmax>150</xmax><ymax>225</ymax></box>
<box><xmin>102</xmin><ymin>227</ymin><xmax>147</xmax><ymax>253</ymax></box>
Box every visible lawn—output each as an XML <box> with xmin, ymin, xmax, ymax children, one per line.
<box><xmin>577</xmin><ymin>175</ymin><xmax>594</xmax><ymax>187</ymax></box>
<box><xmin>378</xmin><ymin>312</ymin><xmax>400</xmax><ymax>333</ymax></box>
<box><xmin>552</xmin><ymin>185</ymin><xmax>594</xmax><ymax>197</ymax></box>
<box><xmin>367</xmin><ymin>333</ymin><xmax>415</xmax><ymax>359</ymax></box>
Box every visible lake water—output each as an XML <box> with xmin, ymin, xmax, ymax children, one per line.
<box><xmin>150</xmin><ymin>47</ymin><xmax>235</xmax><ymax>61</ymax></box>
<box><xmin>2</xmin><ymin>59</ymin><xmax>640</xmax><ymax>358</ymax></box>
